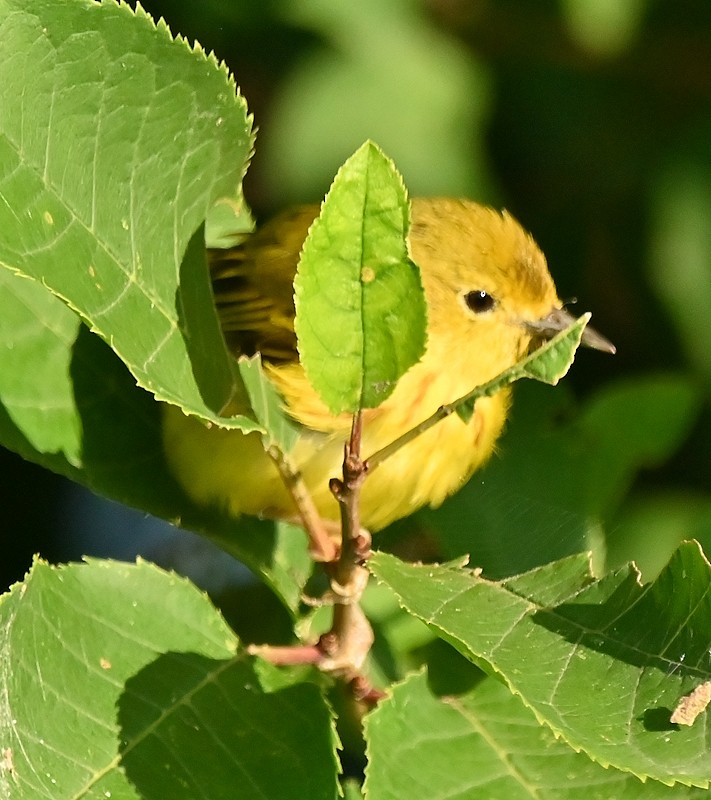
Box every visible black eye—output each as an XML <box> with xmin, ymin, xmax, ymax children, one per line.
<box><xmin>464</xmin><ymin>290</ymin><xmax>496</xmax><ymax>314</ymax></box>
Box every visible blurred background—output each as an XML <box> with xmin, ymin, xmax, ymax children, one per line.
<box><xmin>3</xmin><ymin>0</ymin><xmax>711</xmax><ymax>591</ymax></box>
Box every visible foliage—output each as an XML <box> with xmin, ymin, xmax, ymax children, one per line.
<box><xmin>1</xmin><ymin>1</ymin><xmax>711</xmax><ymax>798</ymax></box>
<box><xmin>295</xmin><ymin>141</ymin><xmax>426</xmax><ymax>415</ymax></box>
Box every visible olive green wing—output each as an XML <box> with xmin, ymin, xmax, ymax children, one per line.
<box><xmin>209</xmin><ymin>205</ymin><xmax>319</xmax><ymax>364</ymax></box>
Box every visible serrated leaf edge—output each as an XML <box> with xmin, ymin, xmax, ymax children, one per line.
<box><xmin>368</xmin><ymin>546</ymin><xmax>711</xmax><ymax>789</ymax></box>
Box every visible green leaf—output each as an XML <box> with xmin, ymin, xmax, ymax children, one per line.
<box><xmin>369</xmin><ymin>542</ymin><xmax>711</xmax><ymax>788</ymax></box>
<box><xmin>519</xmin><ymin>312</ymin><xmax>589</xmax><ymax>383</ymax></box>
<box><xmin>0</xmin><ymin>2</ymin><xmax>309</xmax><ymax>609</ymax></box>
<box><xmin>365</xmin><ymin>671</ymin><xmax>707</xmax><ymax>799</ymax></box>
<box><xmin>237</xmin><ymin>354</ymin><xmax>300</xmax><ymax>453</ymax></box>
<box><xmin>294</xmin><ymin>140</ymin><xmax>426</xmax><ymax>414</ymax></box>
<box><xmin>0</xmin><ymin>0</ymin><xmax>254</xmax><ymax>424</ymax></box>
<box><xmin>205</xmin><ymin>188</ymin><xmax>255</xmax><ymax>249</ymax></box>
<box><xmin>0</xmin><ymin>559</ymin><xmax>338</xmax><ymax>799</ymax></box>
<box><xmin>0</xmin><ymin>270</ymin><xmax>82</xmax><ymax>465</ymax></box>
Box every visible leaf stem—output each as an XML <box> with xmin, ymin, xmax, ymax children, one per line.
<box><xmin>330</xmin><ymin>411</ymin><xmax>371</xmax><ymax>586</ymax></box>
<box><xmin>313</xmin><ymin>411</ymin><xmax>375</xmax><ymax>679</ymax></box>
<box><xmin>257</xmin><ymin>416</ymin><xmax>376</xmax><ymax>696</ymax></box>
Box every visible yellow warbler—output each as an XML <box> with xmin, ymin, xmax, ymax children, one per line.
<box><xmin>163</xmin><ymin>199</ymin><xmax>613</xmax><ymax>531</ymax></box>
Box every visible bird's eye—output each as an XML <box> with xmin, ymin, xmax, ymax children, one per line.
<box><xmin>463</xmin><ymin>290</ymin><xmax>496</xmax><ymax>314</ymax></box>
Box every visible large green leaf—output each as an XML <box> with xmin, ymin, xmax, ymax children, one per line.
<box><xmin>0</xmin><ymin>2</ymin><xmax>316</xmax><ymax>610</ymax></box>
<box><xmin>365</xmin><ymin>671</ymin><xmax>707</xmax><ymax>799</ymax></box>
<box><xmin>369</xmin><ymin>542</ymin><xmax>711</xmax><ymax>787</ymax></box>
<box><xmin>0</xmin><ymin>558</ymin><xmax>338</xmax><ymax>799</ymax></box>
<box><xmin>294</xmin><ymin>140</ymin><xmax>426</xmax><ymax>414</ymax></box>
<box><xmin>0</xmin><ymin>0</ymin><xmax>254</xmax><ymax>424</ymax></box>
<box><xmin>0</xmin><ymin>254</ymin><xmax>306</xmax><ymax>611</ymax></box>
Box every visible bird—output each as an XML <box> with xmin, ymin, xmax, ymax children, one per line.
<box><xmin>162</xmin><ymin>198</ymin><xmax>614</xmax><ymax>533</ymax></box>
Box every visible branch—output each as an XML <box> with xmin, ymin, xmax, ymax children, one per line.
<box><xmin>260</xmin><ymin>414</ymin><xmax>376</xmax><ymax>693</ymax></box>
<box><xmin>266</xmin><ymin>445</ymin><xmax>339</xmax><ymax>562</ymax></box>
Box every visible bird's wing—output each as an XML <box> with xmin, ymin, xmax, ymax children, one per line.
<box><xmin>209</xmin><ymin>205</ymin><xmax>319</xmax><ymax>364</ymax></box>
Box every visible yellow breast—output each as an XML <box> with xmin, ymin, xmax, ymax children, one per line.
<box><xmin>162</xmin><ymin>337</ymin><xmax>511</xmax><ymax>531</ymax></box>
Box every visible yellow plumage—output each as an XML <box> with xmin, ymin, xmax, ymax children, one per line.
<box><xmin>163</xmin><ymin>198</ymin><xmax>612</xmax><ymax>532</ymax></box>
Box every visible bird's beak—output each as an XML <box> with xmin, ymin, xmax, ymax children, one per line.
<box><xmin>525</xmin><ymin>307</ymin><xmax>616</xmax><ymax>354</ymax></box>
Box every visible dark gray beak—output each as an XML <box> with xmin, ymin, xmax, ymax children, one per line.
<box><xmin>525</xmin><ymin>307</ymin><xmax>616</xmax><ymax>354</ymax></box>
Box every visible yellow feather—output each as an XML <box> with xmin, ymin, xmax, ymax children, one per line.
<box><xmin>163</xmin><ymin>198</ymin><xmax>605</xmax><ymax>531</ymax></box>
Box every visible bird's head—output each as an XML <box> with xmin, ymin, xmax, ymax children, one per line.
<box><xmin>409</xmin><ymin>198</ymin><xmax>614</xmax><ymax>385</ymax></box>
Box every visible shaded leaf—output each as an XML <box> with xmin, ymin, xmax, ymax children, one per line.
<box><xmin>0</xmin><ymin>0</ymin><xmax>254</xmax><ymax>425</ymax></box>
<box><xmin>365</xmin><ymin>671</ymin><xmax>707</xmax><ymax>799</ymax></box>
<box><xmin>0</xmin><ymin>270</ymin><xmax>81</xmax><ymax>465</ymax></box>
<box><xmin>0</xmin><ymin>558</ymin><xmax>337</xmax><ymax>800</ymax></box>
<box><xmin>369</xmin><ymin>542</ymin><xmax>711</xmax><ymax>787</ymax></box>
<box><xmin>238</xmin><ymin>354</ymin><xmax>300</xmax><ymax>453</ymax></box>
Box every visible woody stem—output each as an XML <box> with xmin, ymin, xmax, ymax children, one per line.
<box><xmin>319</xmin><ymin>411</ymin><xmax>374</xmax><ymax>680</ymax></box>
<box><xmin>267</xmin><ymin>445</ymin><xmax>339</xmax><ymax>562</ymax></box>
